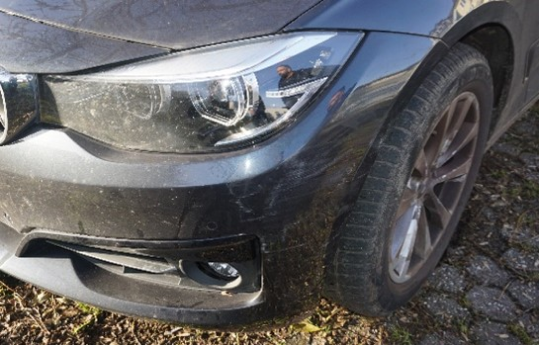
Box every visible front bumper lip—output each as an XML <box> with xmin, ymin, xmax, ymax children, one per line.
<box><xmin>1</xmin><ymin>251</ymin><xmax>268</xmax><ymax>328</ymax></box>
<box><xmin>1</xmin><ymin>226</ymin><xmax>270</xmax><ymax>328</ymax></box>
<box><xmin>0</xmin><ymin>117</ymin><xmax>345</xmax><ymax>327</ymax></box>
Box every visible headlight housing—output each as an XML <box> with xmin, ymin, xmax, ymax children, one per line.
<box><xmin>40</xmin><ymin>32</ymin><xmax>362</xmax><ymax>153</ymax></box>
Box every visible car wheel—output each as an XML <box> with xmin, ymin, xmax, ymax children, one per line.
<box><xmin>324</xmin><ymin>43</ymin><xmax>493</xmax><ymax>315</ymax></box>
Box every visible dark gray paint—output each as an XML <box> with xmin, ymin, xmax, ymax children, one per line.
<box><xmin>286</xmin><ymin>0</ymin><xmax>524</xmax><ymax>39</ymax></box>
<box><xmin>1</xmin><ymin>0</ymin><xmax>539</xmax><ymax>329</ymax></box>
<box><xmin>0</xmin><ymin>12</ymin><xmax>167</xmax><ymax>73</ymax></box>
<box><xmin>0</xmin><ymin>0</ymin><xmax>323</xmax><ymax>50</ymax></box>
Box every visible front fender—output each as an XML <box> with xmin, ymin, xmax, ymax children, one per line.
<box><xmin>286</xmin><ymin>0</ymin><xmax>522</xmax><ymax>43</ymax></box>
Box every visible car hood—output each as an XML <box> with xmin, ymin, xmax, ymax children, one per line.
<box><xmin>0</xmin><ymin>0</ymin><xmax>323</xmax><ymax>50</ymax></box>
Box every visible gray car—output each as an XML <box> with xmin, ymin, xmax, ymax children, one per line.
<box><xmin>0</xmin><ymin>0</ymin><xmax>538</xmax><ymax>328</ymax></box>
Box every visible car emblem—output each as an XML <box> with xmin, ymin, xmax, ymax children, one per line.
<box><xmin>0</xmin><ymin>69</ymin><xmax>38</xmax><ymax>145</ymax></box>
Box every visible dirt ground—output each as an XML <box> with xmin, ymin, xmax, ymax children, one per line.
<box><xmin>1</xmin><ymin>107</ymin><xmax>539</xmax><ymax>345</ymax></box>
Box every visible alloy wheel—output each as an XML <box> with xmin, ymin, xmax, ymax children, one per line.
<box><xmin>389</xmin><ymin>91</ymin><xmax>480</xmax><ymax>283</ymax></box>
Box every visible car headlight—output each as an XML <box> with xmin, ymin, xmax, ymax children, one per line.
<box><xmin>40</xmin><ymin>32</ymin><xmax>362</xmax><ymax>153</ymax></box>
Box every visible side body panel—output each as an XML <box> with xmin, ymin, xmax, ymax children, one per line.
<box><xmin>523</xmin><ymin>1</ymin><xmax>539</xmax><ymax>102</ymax></box>
<box><xmin>287</xmin><ymin>0</ymin><xmax>539</xmax><ymax>143</ymax></box>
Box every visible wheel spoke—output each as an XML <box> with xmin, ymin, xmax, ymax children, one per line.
<box><xmin>414</xmin><ymin>205</ymin><xmax>432</xmax><ymax>259</ymax></box>
<box><xmin>414</xmin><ymin>148</ymin><xmax>429</xmax><ymax>177</ymax></box>
<box><xmin>392</xmin><ymin>202</ymin><xmax>415</xmax><ymax>257</ymax></box>
<box><xmin>390</xmin><ymin>221</ymin><xmax>417</xmax><ymax>279</ymax></box>
<box><xmin>436</xmin><ymin>99</ymin><xmax>459</xmax><ymax>154</ymax></box>
<box><xmin>396</xmin><ymin>187</ymin><xmax>416</xmax><ymax>219</ymax></box>
<box><xmin>438</xmin><ymin>121</ymin><xmax>479</xmax><ymax>166</ymax></box>
<box><xmin>390</xmin><ymin>203</ymin><xmax>421</xmax><ymax>279</ymax></box>
<box><xmin>447</xmin><ymin>95</ymin><xmax>474</xmax><ymax>142</ymax></box>
<box><xmin>425</xmin><ymin>189</ymin><xmax>451</xmax><ymax>228</ymax></box>
<box><xmin>391</xmin><ymin>254</ymin><xmax>412</xmax><ymax>280</ymax></box>
<box><xmin>452</xmin><ymin>121</ymin><xmax>479</xmax><ymax>153</ymax></box>
<box><xmin>426</xmin><ymin>107</ymin><xmax>452</xmax><ymax>163</ymax></box>
<box><xmin>434</xmin><ymin>155</ymin><xmax>472</xmax><ymax>184</ymax></box>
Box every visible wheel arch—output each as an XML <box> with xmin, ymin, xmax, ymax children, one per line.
<box><xmin>439</xmin><ymin>1</ymin><xmax>519</xmax><ymax>136</ymax></box>
<box><xmin>459</xmin><ymin>25</ymin><xmax>514</xmax><ymax>134</ymax></box>
<box><xmin>386</xmin><ymin>4</ymin><xmax>517</xmax><ymax>139</ymax></box>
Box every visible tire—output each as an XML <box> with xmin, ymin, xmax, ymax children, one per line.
<box><xmin>324</xmin><ymin>43</ymin><xmax>493</xmax><ymax>316</ymax></box>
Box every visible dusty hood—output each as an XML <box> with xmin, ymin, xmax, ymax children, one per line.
<box><xmin>0</xmin><ymin>0</ymin><xmax>323</xmax><ymax>50</ymax></box>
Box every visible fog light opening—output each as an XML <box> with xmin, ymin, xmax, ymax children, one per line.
<box><xmin>181</xmin><ymin>260</ymin><xmax>243</xmax><ymax>290</ymax></box>
<box><xmin>204</xmin><ymin>262</ymin><xmax>240</xmax><ymax>281</ymax></box>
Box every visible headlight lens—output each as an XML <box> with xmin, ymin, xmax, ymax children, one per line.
<box><xmin>41</xmin><ymin>32</ymin><xmax>362</xmax><ymax>153</ymax></box>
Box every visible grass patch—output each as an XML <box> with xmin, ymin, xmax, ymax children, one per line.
<box><xmin>522</xmin><ymin>272</ymin><xmax>539</xmax><ymax>282</ymax></box>
<box><xmin>389</xmin><ymin>325</ymin><xmax>414</xmax><ymax>345</ymax></box>
<box><xmin>75</xmin><ymin>302</ymin><xmax>101</xmax><ymax>315</ymax></box>
<box><xmin>72</xmin><ymin>302</ymin><xmax>102</xmax><ymax>334</ymax></box>
<box><xmin>489</xmin><ymin>169</ymin><xmax>509</xmax><ymax>180</ymax></box>
<box><xmin>508</xmin><ymin>323</ymin><xmax>534</xmax><ymax>345</ymax></box>
<box><xmin>504</xmin><ymin>179</ymin><xmax>539</xmax><ymax>201</ymax></box>
<box><xmin>452</xmin><ymin>318</ymin><xmax>470</xmax><ymax>338</ymax></box>
<box><xmin>0</xmin><ymin>280</ymin><xmax>14</xmax><ymax>298</ymax></box>
<box><xmin>521</xmin><ymin>180</ymin><xmax>539</xmax><ymax>199</ymax></box>
<box><xmin>0</xmin><ymin>284</ymin><xmax>9</xmax><ymax>298</ymax></box>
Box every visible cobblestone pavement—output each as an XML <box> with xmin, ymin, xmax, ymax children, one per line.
<box><xmin>388</xmin><ymin>109</ymin><xmax>539</xmax><ymax>345</ymax></box>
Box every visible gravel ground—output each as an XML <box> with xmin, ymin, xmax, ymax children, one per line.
<box><xmin>1</xmin><ymin>106</ymin><xmax>539</xmax><ymax>344</ymax></box>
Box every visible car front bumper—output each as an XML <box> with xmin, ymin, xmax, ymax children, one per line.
<box><xmin>0</xmin><ymin>32</ymin><xmax>440</xmax><ymax>327</ymax></box>
<box><xmin>0</xmin><ymin>122</ymin><xmax>366</xmax><ymax>328</ymax></box>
